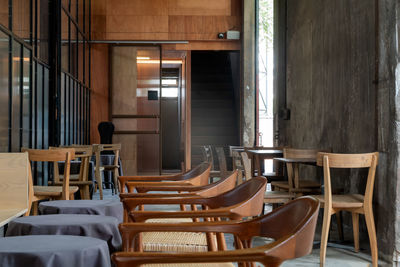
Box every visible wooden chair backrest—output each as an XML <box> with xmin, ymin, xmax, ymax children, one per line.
<box><xmin>283</xmin><ymin>148</ymin><xmax>319</xmax><ymax>159</ymax></box>
<box><xmin>22</xmin><ymin>148</ymin><xmax>75</xmax><ymax>200</ymax></box>
<box><xmin>206</xmin><ymin>176</ymin><xmax>267</xmax><ymax>218</ymax></box>
<box><xmin>196</xmin><ymin>170</ymin><xmax>238</xmax><ymax>197</ymax></box>
<box><xmin>93</xmin><ymin>143</ymin><xmax>121</xmax><ymax>169</ymax></box>
<box><xmin>201</xmin><ymin>145</ymin><xmax>215</xmax><ymax>170</ymax></box>
<box><xmin>52</xmin><ymin>146</ymin><xmax>93</xmax><ymax>182</ymax></box>
<box><xmin>113</xmin><ymin>197</ymin><xmax>319</xmax><ymax>266</ymax></box>
<box><xmin>178</xmin><ymin>162</ymin><xmax>211</xmax><ymax>186</ymax></box>
<box><xmin>317</xmin><ymin>152</ymin><xmax>379</xmax><ymax>207</ymax></box>
<box><xmin>240</xmin><ymin>151</ymin><xmax>252</xmax><ymax>181</ymax></box>
<box><xmin>0</xmin><ymin>153</ymin><xmax>32</xmax><ymax>216</ymax></box>
<box><xmin>215</xmin><ymin>147</ymin><xmax>228</xmax><ymax>178</ymax></box>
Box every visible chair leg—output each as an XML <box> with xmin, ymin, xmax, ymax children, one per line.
<box><xmin>351</xmin><ymin>212</ymin><xmax>359</xmax><ymax>252</ymax></box>
<box><xmin>32</xmin><ymin>201</ymin><xmax>39</xmax><ymax>215</ymax></box>
<box><xmin>113</xmin><ymin>169</ymin><xmax>119</xmax><ymax>194</ymax></box>
<box><xmin>95</xmin><ymin>172</ymin><xmax>103</xmax><ymax>200</ymax></box>
<box><xmin>336</xmin><ymin>211</ymin><xmax>344</xmax><ymax>241</ymax></box>
<box><xmin>320</xmin><ymin>208</ymin><xmax>332</xmax><ymax>267</ymax></box>
<box><xmin>364</xmin><ymin>208</ymin><xmax>378</xmax><ymax>267</ymax></box>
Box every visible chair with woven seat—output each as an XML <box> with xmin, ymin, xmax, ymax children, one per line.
<box><xmin>311</xmin><ymin>152</ymin><xmax>379</xmax><ymax>267</ymax></box>
<box><xmin>22</xmin><ymin>148</ymin><xmax>77</xmax><ymax>215</ymax></box>
<box><xmin>93</xmin><ymin>143</ymin><xmax>121</xmax><ymax>199</ymax></box>
<box><xmin>119</xmin><ymin>162</ymin><xmax>211</xmax><ymax>194</ymax></box>
<box><xmin>241</xmin><ymin>152</ymin><xmax>294</xmax><ymax>205</ymax></box>
<box><xmin>272</xmin><ymin>148</ymin><xmax>321</xmax><ymax>194</ymax></box>
<box><xmin>112</xmin><ymin>196</ymin><xmax>319</xmax><ymax>267</ymax></box>
<box><xmin>122</xmin><ymin>177</ymin><xmax>267</xmax><ymax>252</ymax></box>
<box><xmin>120</xmin><ymin>170</ymin><xmax>238</xmax><ymax>222</ymax></box>
<box><xmin>120</xmin><ymin>170</ymin><xmax>238</xmax><ymax>199</ymax></box>
<box><xmin>51</xmin><ymin>146</ymin><xmax>93</xmax><ymax>199</ymax></box>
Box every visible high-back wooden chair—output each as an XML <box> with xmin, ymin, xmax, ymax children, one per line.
<box><xmin>229</xmin><ymin>146</ymin><xmax>244</xmax><ymax>184</ymax></box>
<box><xmin>112</xmin><ymin>196</ymin><xmax>320</xmax><ymax>267</ymax></box>
<box><xmin>122</xmin><ymin>177</ymin><xmax>267</xmax><ymax>253</ymax></box>
<box><xmin>120</xmin><ymin>170</ymin><xmax>238</xmax><ymax>198</ymax></box>
<box><xmin>51</xmin><ymin>146</ymin><xmax>93</xmax><ymax>199</ymax></box>
<box><xmin>272</xmin><ymin>148</ymin><xmax>321</xmax><ymax>194</ymax></box>
<box><xmin>201</xmin><ymin>145</ymin><xmax>219</xmax><ymax>180</ymax></box>
<box><xmin>215</xmin><ymin>147</ymin><xmax>228</xmax><ymax>179</ymax></box>
<box><xmin>0</xmin><ymin>153</ymin><xmax>32</xmax><ymax>226</ymax></box>
<box><xmin>241</xmin><ymin>152</ymin><xmax>294</xmax><ymax>206</ymax></box>
<box><xmin>93</xmin><ymin>143</ymin><xmax>121</xmax><ymax>199</ymax></box>
<box><xmin>312</xmin><ymin>152</ymin><xmax>379</xmax><ymax>267</ymax></box>
<box><xmin>119</xmin><ymin>162</ymin><xmax>211</xmax><ymax>193</ymax></box>
<box><xmin>22</xmin><ymin>148</ymin><xmax>77</xmax><ymax>215</ymax></box>
<box><xmin>123</xmin><ymin>176</ymin><xmax>267</xmax><ymax>223</ymax></box>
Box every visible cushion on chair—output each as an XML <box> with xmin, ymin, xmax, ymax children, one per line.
<box><xmin>143</xmin><ymin>218</ymin><xmax>209</xmax><ymax>252</ymax></box>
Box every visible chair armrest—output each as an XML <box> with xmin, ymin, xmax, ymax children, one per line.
<box><xmin>129</xmin><ymin>209</ymin><xmax>234</xmax><ymax>222</ymax></box>
<box><xmin>112</xmin><ymin>249</ymin><xmax>274</xmax><ymax>266</ymax></box>
<box><xmin>131</xmin><ymin>184</ymin><xmax>207</xmax><ymax>192</ymax></box>
<box><xmin>119</xmin><ymin>174</ymin><xmax>182</xmax><ymax>182</ymax></box>
<box><xmin>119</xmin><ymin>192</ymin><xmax>197</xmax><ymax>199</ymax></box>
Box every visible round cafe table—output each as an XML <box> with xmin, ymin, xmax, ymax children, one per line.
<box><xmin>39</xmin><ymin>200</ymin><xmax>123</xmax><ymax>222</ymax></box>
<box><xmin>0</xmin><ymin>235</ymin><xmax>111</xmax><ymax>267</ymax></box>
<box><xmin>6</xmin><ymin>214</ymin><xmax>122</xmax><ymax>252</ymax></box>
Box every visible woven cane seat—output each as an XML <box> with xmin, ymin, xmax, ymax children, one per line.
<box><xmin>143</xmin><ymin>218</ymin><xmax>209</xmax><ymax>252</ymax></box>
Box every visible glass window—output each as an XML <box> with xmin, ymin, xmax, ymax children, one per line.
<box><xmin>13</xmin><ymin>0</ymin><xmax>30</xmax><ymax>42</ymax></box>
<box><xmin>60</xmin><ymin>73</ymin><xmax>65</xmax><ymax>145</ymax></box>
<box><xmin>70</xmin><ymin>0</ymin><xmax>77</xmax><ymax>22</ymax></box>
<box><xmin>0</xmin><ymin>31</ymin><xmax>9</xmax><ymax>152</ymax></box>
<box><xmin>36</xmin><ymin>64</ymin><xmax>43</xmax><ymax>149</ymax></box>
<box><xmin>78</xmin><ymin>0</ymin><xmax>84</xmax><ymax>31</ymax></box>
<box><xmin>85</xmin><ymin>0</ymin><xmax>90</xmax><ymax>34</ymax></box>
<box><xmin>43</xmin><ymin>67</ymin><xmax>49</xmax><ymax>149</ymax></box>
<box><xmin>70</xmin><ymin>25</ymin><xmax>77</xmax><ymax>78</ymax></box>
<box><xmin>78</xmin><ymin>33</ymin><xmax>84</xmax><ymax>82</ymax></box>
<box><xmin>61</xmin><ymin>11</ymin><xmax>69</xmax><ymax>72</ymax></box>
<box><xmin>22</xmin><ymin>47</ymin><xmax>30</xmax><ymax>148</ymax></box>
<box><xmin>38</xmin><ymin>0</ymin><xmax>49</xmax><ymax>63</ymax></box>
<box><xmin>0</xmin><ymin>0</ymin><xmax>9</xmax><ymax>28</ymax></box>
<box><xmin>11</xmin><ymin>40</ymin><xmax>21</xmax><ymax>152</ymax></box>
<box><xmin>85</xmin><ymin>41</ymin><xmax>89</xmax><ymax>86</ymax></box>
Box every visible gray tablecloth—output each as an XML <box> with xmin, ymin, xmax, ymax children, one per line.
<box><xmin>0</xmin><ymin>235</ymin><xmax>111</xmax><ymax>267</ymax></box>
<box><xmin>38</xmin><ymin>200</ymin><xmax>123</xmax><ymax>222</ymax></box>
<box><xmin>6</xmin><ymin>214</ymin><xmax>122</xmax><ymax>252</ymax></box>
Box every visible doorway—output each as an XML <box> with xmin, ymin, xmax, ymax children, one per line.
<box><xmin>110</xmin><ymin>46</ymin><xmax>185</xmax><ymax>175</ymax></box>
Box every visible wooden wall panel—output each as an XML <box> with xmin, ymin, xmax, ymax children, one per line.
<box><xmin>91</xmin><ymin>0</ymin><xmax>242</xmax><ymax>43</ymax></box>
<box><xmin>168</xmin><ymin>0</ymin><xmax>231</xmax><ymax>16</ymax></box>
<box><xmin>106</xmin><ymin>0</ymin><xmax>168</xmax><ymax>16</ymax></box>
<box><xmin>111</xmin><ymin>46</ymin><xmax>138</xmax><ymax>115</ymax></box>
<box><xmin>90</xmin><ymin>44</ymin><xmax>109</xmax><ymax>144</ymax></box>
<box><xmin>106</xmin><ymin>16</ymin><xmax>169</xmax><ymax>34</ymax></box>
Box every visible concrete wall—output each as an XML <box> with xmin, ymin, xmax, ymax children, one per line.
<box><xmin>276</xmin><ymin>0</ymin><xmax>400</xmax><ymax>263</ymax></box>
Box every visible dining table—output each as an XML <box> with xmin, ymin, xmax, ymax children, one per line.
<box><xmin>245</xmin><ymin>149</ymin><xmax>284</xmax><ymax>177</ymax></box>
<box><xmin>6</xmin><ymin>214</ymin><xmax>122</xmax><ymax>252</ymax></box>
<box><xmin>38</xmin><ymin>199</ymin><xmax>124</xmax><ymax>222</ymax></box>
<box><xmin>0</xmin><ymin>235</ymin><xmax>111</xmax><ymax>267</ymax></box>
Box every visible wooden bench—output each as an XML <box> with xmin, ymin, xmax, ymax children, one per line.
<box><xmin>0</xmin><ymin>153</ymin><xmax>31</xmax><ymax>228</ymax></box>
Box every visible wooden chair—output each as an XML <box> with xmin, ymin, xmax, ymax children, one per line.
<box><xmin>311</xmin><ymin>152</ymin><xmax>379</xmax><ymax>267</ymax></box>
<box><xmin>0</xmin><ymin>153</ymin><xmax>32</xmax><ymax>227</ymax></box>
<box><xmin>229</xmin><ymin>146</ymin><xmax>244</xmax><ymax>184</ymax></box>
<box><xmin>272</xmin><ymin>148</ymin><xmax>321</xmax><ymax>194</ymax></box>
<box><xmin>112</xmin><ymin>196</ymin><xmax>320</xmax><ymax>267</ymax></box>
<box><xmin>122</xmin><ymin>177</ymin><xmax>267</xmax><ymax>252</ymax></box>
<box><xmin>201</xmin><ymin>145</ymin><xmax>219</xmax><ymax>179</ymax></box>
<box><xmin>241</xmin><ymin>152</ymin><xmax>294</xmax><ymax>205</ymax></box>
<box><xmin>120</xmin><ymin>170</ymin><xmax>238</xmax><ymax>199</ymax></box>
<box><xmin>51</xmin><ymin>146</ymin><xmax>93</xmax><ymax>199</ymax></box>
<box><xmin>93</xmin><ymin>143</ymin><xmax>121</xmax><ymax>199</ymax></box>
<box><xmin>119</xmin><ymin>162</ymin><xmax>211</xmax><ymax>194</ymax></box>
<box><xmin>22</xmin><ymin>148</ymin><xmax>78</xmax><ymax>215</ymax></box>
<box><xmin>244</xmin><ymin>146</ymin><xmax>285</xmax><ymax>182</ymax></box>
<box><xmin>215</xmin><ymin>147</ymin><xmax>228</xmax><ymax>179</ymax></box>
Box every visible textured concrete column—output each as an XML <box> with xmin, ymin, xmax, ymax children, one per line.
<box><xmin>242</xmin><ymin>0</ymin><xmax>256</xmax><ymax>147</ymax></box>
<box><xmin>377</xmin><ymin>0</ymin><xmax>400</xmax><ymax>264</ymax></box>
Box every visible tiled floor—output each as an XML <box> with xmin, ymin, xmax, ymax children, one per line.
<box><xmin>95</xmin><ymin>188</ymin><xmax>385</xmax><ymax>267</ymax></box>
